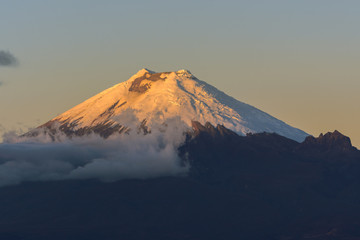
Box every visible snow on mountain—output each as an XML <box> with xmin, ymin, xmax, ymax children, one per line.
<box><xmin>35</xmin><ymin>69</ymin><xmax>308</xmax><ymax>142</ymax></box>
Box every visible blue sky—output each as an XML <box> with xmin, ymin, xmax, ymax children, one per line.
<box><xmin>1</xmin><ymin>0</ymin><xmax>360</xmax><ymax>145</ymax></box>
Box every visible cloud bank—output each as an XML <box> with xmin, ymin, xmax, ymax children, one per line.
<box><xmin>0</xmin><ymin>119</ymin><xmax>190</xmax><ymax>187</ymax></box>
<box><xmin>0</xmin><ymin>50</ymin><xmax>18</xmax><ymax>67</ymax></box>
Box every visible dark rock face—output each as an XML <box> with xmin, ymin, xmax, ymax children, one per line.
<box><xmin>25</xmin><ymin>100</ymin><xmax>131</xmax><ymax>139</ymax></box>
<box><xmin>129</xmin><ymin>72</ymin><xmax>168</xmax><ymax>93</ymax></box>
<box><xmin>25</xmin><ymin>120</ymin><xmax>128</xmax><ymax>140</ymax></box>
<box><xmin>35</xmin><ymin>118</ymin><xmax>151</xmax><ymax>139</ymax></box>
<box><xmin>300</xmin><ymin>130</ymin><xmax>357</xmax><ymax>152</ymax></box>
<box><xmin>191</xmin><ymin>121</ymin><xmax>238</xmax><ymax>138</ymax></box>
<box><xmin>4</xmin><ymin>123</ymin><xmax>360</xmax><ymax>240</ymax></box>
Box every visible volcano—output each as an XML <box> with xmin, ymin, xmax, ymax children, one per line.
<box><xmin>2</xmin><ymin>69</ymin><xmax>360</xmax><ymax>240</ymax></box>
<box><xmin>32</xmin><ymin>69</ymin><xmax>307</xmax><ymax>141</ymax></box>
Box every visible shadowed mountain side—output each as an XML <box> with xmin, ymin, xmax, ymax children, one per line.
<box><xmin>0</xmin><ymin>123</ymin><xmax>360</xmax><ymax>239</ymax></box>
<box><xmin>299</xmin><ymin>130</ymin><xmax>358</xmax><ymax>154</ymax></box>
<box><xmin>182</xmin><ymin>122</ymin><xmax>360</xmax><ymax>188</ymax></box>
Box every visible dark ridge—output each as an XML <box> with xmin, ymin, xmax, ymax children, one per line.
<box><xmin>97</xmin><ymin>101</ymin><xmax>122</xmax><ymax>120</ymax></box>
<box><xmin>59</xmin><ymin>121</ymin><xmax>128</xmax><ymax>138</ymax></box>
<box><xmin>9</xmin><ymin>122</ymin><xmax>360</xmax><ymax>240</ymax></box>
<box><xmin>116</xmin><ymin>101</ymin><xmax>127</xmax><ymax>109</ymax></box>
<box><xmin>92</xmin><ymin>101</ymin><xmax>127</xmax><ymax>125</ymax></box>
<box><xmin>191</xmin><ymin>121</ymin><xmax>238</xmax><ymax>139</ymax></box>
<box><xmin>99</xmin><ymin>100</ymin><xmax>120</xmax><ymax>117</ymax></box>
<box><xmin>299</xmin><ymin>130</ymin><xmax>357</xmax><ymax>153</ymax></box>
<box><xmin>23</xmin><ymin>120</ymin><xmax>128</xmax><ymax>140</ymax></box>
<box><xmin>129</xmin><ymin>72</ymin><xmax>168</xmax><ymax>93</ymax></box>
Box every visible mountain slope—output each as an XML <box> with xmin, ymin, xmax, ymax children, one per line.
<box><xmin>1</xmin><ymin>126</ymin><xmax>360</xmax><ymax>240</ymax></box>
<box><xmin>35</xmin><ymin>69</ymin><xmax>308</xmax><ymax>141</ymax></box>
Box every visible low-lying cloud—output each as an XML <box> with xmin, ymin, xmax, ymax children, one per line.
<box><xmin>0</xmin><ymin>119</ymin><xmax>190</xmax><ymax>187</ymax></box>
<box><xmin>0</xmin><ymin>50</ymin><xmax>18</xmax><ymax>67</ymax></box>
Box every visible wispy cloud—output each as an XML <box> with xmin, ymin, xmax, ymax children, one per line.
<box><xmin>0</xmin><ymin>50</ymin><xmax>18</xmax><ymax>67</ymax></box>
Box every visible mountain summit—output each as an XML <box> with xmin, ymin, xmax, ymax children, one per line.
<box><xmin>35</xmin><ymin>69</ymin><xmax>308</xmax><ymax>141</ymax></box>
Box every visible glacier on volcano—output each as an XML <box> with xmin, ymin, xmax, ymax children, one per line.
<box><xmin>33</xmin><ymin>68</ymin><xmax>308</xmax><ymax>142</ymax></box>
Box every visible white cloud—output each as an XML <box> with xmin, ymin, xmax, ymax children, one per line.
<box><xmin>0</xmin><ymin>118</ymin><xmax>190</xmax><ymax>187</ymax></box>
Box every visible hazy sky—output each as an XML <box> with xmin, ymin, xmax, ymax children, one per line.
<box><xmin>1</xmin><ymin>0</ymin><xmax>360</xmax><ymax>146</ymax></box>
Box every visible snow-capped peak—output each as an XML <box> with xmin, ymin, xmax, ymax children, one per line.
<box><xmin>176</xmin><ymin>69</ymin><xmax>193</xmax><ymax>78</ymax></box>
<box><xmin>39</xmin><ymin>69</ymin><xmax>308</xmax><ymax>142</ymax></box>
<box><xmin>135</xmin><ymin>68</ymin><xmax>156</xmax><ymax>77</ymax></box>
